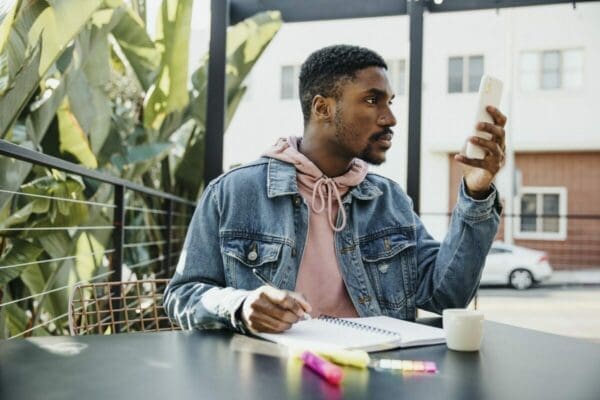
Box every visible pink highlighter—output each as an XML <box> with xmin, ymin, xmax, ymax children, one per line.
<box><xmin>300</xmin><ymin>351</ymin><xmax>344</xmax><ymax>386</ymax></box>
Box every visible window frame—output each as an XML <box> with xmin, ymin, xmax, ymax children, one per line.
<box><xmin>519</xmin><ymin>48</ymin><xmax>584</xmax><ymax>92</ymax></box>
<box><xmin>386</xmin><ymin>59</ymin><xmax>407</xmax><ymax>96</ymax></box>
<box><xmin>447</xmin><ymin>54</ymin><xmax>484</xmax><ymax>94</ymax></box>
<box><xmin>280</xmin><ymin>65</ymin><xmax>301</xmax><ymax>100</ymax></box>
<box><xmin>514</xmin><ymin>186</ymin><xmax>568</xmax><ymax>241</ymax></box>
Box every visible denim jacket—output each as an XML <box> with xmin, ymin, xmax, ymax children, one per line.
<box><xmin>164</xmin><ymin>157</ymin><xmax>501</xmax><ymax>332</ymax></box>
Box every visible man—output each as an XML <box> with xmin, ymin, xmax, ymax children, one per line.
<box><xmin>164</xmin><ymin>45</ymin><xmax>505</xmax><ymax>334</ymax></box>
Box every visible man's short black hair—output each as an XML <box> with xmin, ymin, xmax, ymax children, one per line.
<box><xmin>299</xmin><ymin>44</ymin><xmax>387</xmax><ymax>124</ymax></box>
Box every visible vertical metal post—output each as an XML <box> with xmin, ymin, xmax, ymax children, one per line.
<box><xmin>204</xmin><ymin>0</ymin><xmax>230</xmax><ymax>185</ymax></box>
<box><xmin>407</xmin><ymin>0</ymin><xmax>425</xmax><ymax>215</ymax></box>
<box><xmin>164</xmin><ymin>198</ymin><xmax>173</xmax><ymax>277</ymax></box>
<box><xmin>112</xmin><ymin>185</ymin><xmax>125</xmax><ymax>281</ymax></box>
<box><xmin>111</xmin><ymin>184</ymin><xmax>125</xmax><ymax>332</ymax></box>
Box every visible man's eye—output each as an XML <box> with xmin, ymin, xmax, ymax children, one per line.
<box><xmin>366</xmin><ymin>97</ymin><xmax>377</xmax><ymax>104</ymax></box>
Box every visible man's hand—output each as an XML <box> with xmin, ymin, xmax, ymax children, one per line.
<box><xmin>241</xmin><ymin>286</ymin><xmax>312</xmax><ymax>333</ymax></box>
<box><xmin>455</xmin><ymin>106</ymin><xmax>507</xmax><ymax>199</ymax></box>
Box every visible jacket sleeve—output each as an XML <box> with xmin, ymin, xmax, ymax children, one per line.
<box><xmin>414</xmin><ymin>179</ymin><xmax>502</xmax><ymax>314</ymax></box>
<box><xmin>163</xmin><ymin>183</ymin><xmax>249</xmax><ymax>332</ymax></box>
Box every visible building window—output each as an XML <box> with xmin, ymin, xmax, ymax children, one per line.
<box><xmin>468</xmin><ymin>56</ymin><xmax>484</xmax><ymax>92</ymax></box>
<box><xmin>448</xmin><ymin>57</ymin><xmax>463</xmax><ymax>93</ymax></box>
<box><xmin>519</xmin><ymin>49</ymin><xmax>584</xmax><ymax>91</ymax></box>
<box><xmin>515</xmin><ymin>187</ymin><xmax>567</xmax><ymax>241</ymax></box>
<box><xmin>448</xmin><ymin>55</ymin><xmax>484</xmax><ymax>93</ymax></box>
<box><xmin>281</xmin><ymin>65</ymin><xmax>301</xmax><ymax>99</ymax></box>
<box><xmin>386</xmin><ymin>59</ymin><xmax>406</xmax><ymax>95</ymax></box>
<box><xmin>562</xmin><ymin>49</ymin><xmax>584</xmax><ymax>88</ymax></box>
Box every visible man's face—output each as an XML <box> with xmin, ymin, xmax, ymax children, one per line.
<box><xmin>331</xmin><ymin>66</ymin><xmax>397</xmax><ymax>165</ymax></box>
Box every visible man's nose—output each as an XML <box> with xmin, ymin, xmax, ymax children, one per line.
<box><xmin>379</xmin><ymin>108</ymin><xmax>397</xmax><ymax>127</ymax></box>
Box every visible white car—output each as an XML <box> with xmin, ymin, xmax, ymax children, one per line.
<box><xmin>480</xmin><ymin>241</ymin><xmax>553</xmax><ymax>290</ymax></box>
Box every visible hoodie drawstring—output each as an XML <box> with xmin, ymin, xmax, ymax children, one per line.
<box><xmin>311</xmin><ymin>176</ymin><xmax>347</xmax><ymax>232</ymax></box>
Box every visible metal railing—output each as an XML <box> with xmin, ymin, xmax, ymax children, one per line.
<box><xmin>0</xmin><ymin>139</ymin><xmax>196</xmax><ymax>339</ymax></box>
<box><xmin>420</xmin><ymin>211</ymin><xmax>600</xmax><ymax>270</ymax></box>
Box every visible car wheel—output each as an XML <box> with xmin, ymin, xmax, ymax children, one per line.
<box><xmin>509</xmin><ymin>268</ymin><xmax>534</xmax><ymax>290</ymax></box>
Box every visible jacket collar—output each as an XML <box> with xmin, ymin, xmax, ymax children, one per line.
<box><xmin>265</xmin><ymin>158</ymin><xmax>383</xmax><ymax>201</ymax></box>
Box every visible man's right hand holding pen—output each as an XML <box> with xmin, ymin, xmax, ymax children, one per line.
<box><xmin>241</xmin><ymin>285</ymin><xmax>312</xmax><ymax>333</ymax></box>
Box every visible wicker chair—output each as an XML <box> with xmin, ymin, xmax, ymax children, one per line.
<box><xmin>68</xmin><ymin>279</ymin><xmax>180</xmax><ymax>335</ymax></box>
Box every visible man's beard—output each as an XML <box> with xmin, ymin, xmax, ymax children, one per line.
<box><xmin>334</xmin><ymin>107</ymin><xmax>390</xmax><ymax>166</ymax></box>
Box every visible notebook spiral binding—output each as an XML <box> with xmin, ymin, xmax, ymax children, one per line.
<box><xmin>319</xmin><ymin>315</ymin><xmax>402</xmax><ymax>338</ymax></box>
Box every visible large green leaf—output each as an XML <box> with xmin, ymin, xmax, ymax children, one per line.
<box><xmin>72</xmin><ymin>233</ymin><xmax>105</xmax><ymax>286</ymax></box>
<box><xmin>2</xmin><ymin>0</ymin><xmax>44</xmax><ymax>81</ymax></box>
<box><xmin>0</xmin><ymin>239</ymin><xmax>43</xmax><ymax>285</ymax></box>
<box><xmin>173</xmin><ymin>86</ymin><xmax>244</xmax><ymax>198</ymax></box>
<box><xmin>67</xmin><ymin>27</ymin><xmax>112</xmax><ymax>154</ymax></box>
<box><xmin>18</xmin><ymin>172</ymin><xmax>89</xmax><ymax>228</ymax></box>
<box><xmin>26</xmin><ymin>230</ymin><xmax>79</xmax><ymax>326</ymax></box>
<box><xmin>110</xmin><ymin>6</ymin><xmax>159</xmax><ymax>91</ymax></box>
<box><xmin>56</xmin><ymin>98</ymin><xmax>98</xmax><ymax>168</ymax></box>
<box><xmin>0</xmin><ymin>0</ymin><xmax>21</xmax><ymax>96</ymax></box>
<box><xmin>0</xmin><ymin>300</ymin><xmax>30</xmax><ymax>339</ymax></box>
<box><xmin>0</xmin><ymin>41</ymin><xmax>42</xmax><ymax>137</ymax></box>
<box><xmin>28</xmin><ymin>0</ymin><xmax>105</xmax><ymax>76</ymax></box>
<box><xmin>20</xmin><ymin>261</ymin><xmax>69</xmax><ymax>328</ymax></box>
<box><xmin>143</xmin><ymin>0</ymin><xmax>193</xmax><ymax>130</ymax></box>
<box><xmin>112</xmin><ymin>141</ymin><xmax>173</xmax><ymax>180</ymax></box>
<box><xmin>25</xmin><ymin>73</ymin><xmax>68</xmax><ymax>145</ymax></box>
<box><xmin>174</xmin><ymin>127</ymin><xmax>204</xmax><ymax>198</ymax></box>
<box><xmin>0</xmin><ymin>52</ymin><xmax>7</xmax><ymax>96</ymax></box>
<box><xmin>0</xmin><ymin>1</ymin><xmax>21</xmax><ymax>52</ymax></box>
<box><xmin>0</xmin><ymin>202</ymin><xmax>38</xmax><ymax>232</ymax></box>
<box><xmin>0</xmin><ymin>141</ymin><xmax>34</xmax><ymax>211</ymax></box>
<box><xmin>0</xmin><ymin>0</ymin><xmax>105</xmax><ymax>137</ymax></box>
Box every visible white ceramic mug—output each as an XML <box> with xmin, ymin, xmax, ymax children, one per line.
<box><xmin>442</xmin><ymin>309</ymin><xmax>484</xmax><ymax>352</ymax></box>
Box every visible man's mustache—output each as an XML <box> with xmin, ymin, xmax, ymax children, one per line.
<box><xmin>370</xmin><ymin>128</ymin><xmax>394</xmax><ymax>141</ymax></box>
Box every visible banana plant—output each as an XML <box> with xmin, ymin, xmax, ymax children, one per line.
<box><xmin>0</xmin><ymin>0</ymin><xmax>282</xmax><ymax>338</ymax></box>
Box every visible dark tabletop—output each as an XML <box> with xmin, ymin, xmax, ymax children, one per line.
<box><xmin>1</xmin><ymin>320</ymin><xmax>599</xmax><ymax>400</ymax></box>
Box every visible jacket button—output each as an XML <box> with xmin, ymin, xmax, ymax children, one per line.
<box><xmin>293</xmin><ymin>196</ymin><xmax>301</xmax><ymax>206</ymax></box>
<box><xmin>247</xmin><ymin>251</ymin><xmax>258</xmax><ymax>261</ymax></box>
<box><xmin>292</xmin><ymin>248</ymin><xmax>297</xmax><ymax>257</ymax></box>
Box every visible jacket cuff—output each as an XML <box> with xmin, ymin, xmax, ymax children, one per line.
<box><xmin>231</xmin><ymin>294</ymin><xmax>250</xmax><ymax>334</ymax></box>
<box><xmin>191</xmin><ymin>287</ymin><xmax>250</xmax><ymax>331</ymax></box>
<box><xmin>456</xmin><ymin>178</ymin><xmax>503</xmax><ymax>222</ymax></box>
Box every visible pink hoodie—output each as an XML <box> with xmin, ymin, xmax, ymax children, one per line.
<box><xmin>264</xmin><ymin>137</ymin><xmax>368</xmax><ymax>317</ymax></box>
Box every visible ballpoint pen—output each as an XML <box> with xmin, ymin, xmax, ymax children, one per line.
<box><xmin>252</xmin><ymin>268</ymin><xmax>312</xmax><ymax>320</ymax></box>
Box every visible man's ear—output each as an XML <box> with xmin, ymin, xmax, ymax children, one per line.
<box><xmin>311</xmin><ymin>95</ymin><xmax>335</xmax><ymax>123</ymax></box>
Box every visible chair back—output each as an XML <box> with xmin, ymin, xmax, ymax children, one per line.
<box><xmin>68</xmin><ymin>279</ymin><xmax>179</xmax><ymax>335</ymax></box>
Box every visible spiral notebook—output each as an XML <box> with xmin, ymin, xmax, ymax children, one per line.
<box><xmin>255</xmin><ymin>316</ymin><xmax>446</xmax><ymax>352</ymax></box>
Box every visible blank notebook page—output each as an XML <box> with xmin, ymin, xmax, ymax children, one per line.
<box><xmin>256</xmin><ymin>316</ymin><xmax>445</xmax><ymax>352</ymax></box>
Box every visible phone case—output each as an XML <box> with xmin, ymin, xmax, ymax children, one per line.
<box><xmin>465</xmin><ymin>75</ymin><xmax>504</xmax><ymax>160</ymax></box>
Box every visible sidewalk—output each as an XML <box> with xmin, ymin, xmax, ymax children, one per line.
<box><xmin>543</xmin><ymin>268</ymin><xmax>600</xmax><ymax>286</ymax></box>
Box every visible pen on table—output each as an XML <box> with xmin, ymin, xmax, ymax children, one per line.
<box><xmin>252</xmin><ymin>268</ymin><xmax>312</xmax><ymax>320</ymax></box>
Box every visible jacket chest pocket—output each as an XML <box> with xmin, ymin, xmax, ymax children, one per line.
<box><xmin>359</xmin><ymin>231</ymin><xmax>416</xmax><ymax>314</ymax></box>
<box><xmin>221</xmin><ymin>236</ymin><xmax>284</xmax><ymax>289</ymax></box>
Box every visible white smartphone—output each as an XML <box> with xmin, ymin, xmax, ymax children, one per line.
<box><xmin>465</xmin><ymin>75</ymin><xmax>504</xmax><ymax>160</ymax></box>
